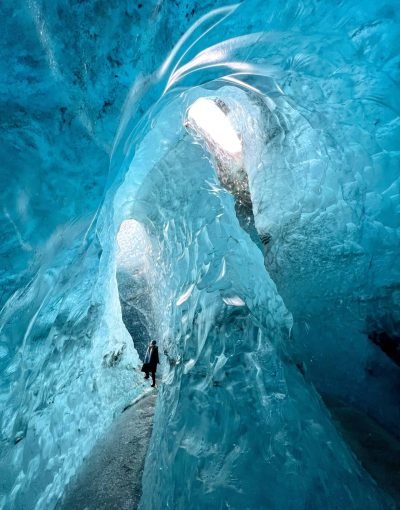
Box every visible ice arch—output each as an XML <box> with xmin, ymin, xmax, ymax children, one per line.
<box><xmin>1</xmin><ymin>0</ymin><xmax>399</xmax><ymax>509</ymax></box>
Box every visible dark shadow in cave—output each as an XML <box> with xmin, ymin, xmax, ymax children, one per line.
<box><xmin>368</xmin><ymin>329</ymin><xmax>400</xmax><ymax>368</ymax></box>
<box><xmin>323</xmin><ymin>394</ymin><xmax>400</xmax><ymax>508</ymax></box>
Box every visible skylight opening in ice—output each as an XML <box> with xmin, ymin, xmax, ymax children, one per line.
<box><xmin>186</xmin><ymin>97</ymin><xmax>242</xmax><ymax>155</ymax></box>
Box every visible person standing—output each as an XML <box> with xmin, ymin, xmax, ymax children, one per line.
<box><xmin>142</xmin><ymin>340</ymin><xmax>160</xmax><ymax>387</ymax></box>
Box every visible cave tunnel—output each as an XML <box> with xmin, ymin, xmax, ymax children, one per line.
<box><xmin>1</xmin><ymin>1</ymin><xmax>400</xmax><ymax>509</ymax></box>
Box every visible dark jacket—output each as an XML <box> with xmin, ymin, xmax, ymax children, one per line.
<box><xmin>147</xmin><ymin>345</ymin><xmax>160</xmax><ymax>372</ymax></box>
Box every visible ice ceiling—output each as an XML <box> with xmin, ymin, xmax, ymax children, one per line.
<box><xmin>1</xmin><ymin>0</ymin><xmax>399</xmax><ymax>509</ymax></box>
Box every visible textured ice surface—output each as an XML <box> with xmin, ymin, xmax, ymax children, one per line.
<box><xmin>126</xmin><ymin>89</ymin><xmax>395</xmax><ymax>509</ymax></box>
<box><xmin>1</xmin><ymin>0</ymin><xmax>399</xmax><ymax>508</ymax></box>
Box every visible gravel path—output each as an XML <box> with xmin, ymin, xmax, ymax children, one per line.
<box><xmin>57</xmin><ymin>391</ymin><xmax>157</xmax><ymax>510</ymax></box>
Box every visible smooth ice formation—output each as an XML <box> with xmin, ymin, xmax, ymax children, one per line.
<box><xmin>0</xmin><ymin>0</ymin><xmax>399</xmax><ymax>509</ymax></box>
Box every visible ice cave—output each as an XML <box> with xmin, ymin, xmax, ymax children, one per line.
<box><xmin>1</xmin><ymin>0</ymin><xmax>400</xmax><ymax>509</ymax></box>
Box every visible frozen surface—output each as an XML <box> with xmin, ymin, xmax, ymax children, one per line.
<box><xmin>119</xmin><ymin>90</ymin><xmax>395</xmax><ymax>509</ymax></box>
<box><xmin>0</xmin><ymin>0</ymin><xmax>399</xmax><ymax>508</ymax></box>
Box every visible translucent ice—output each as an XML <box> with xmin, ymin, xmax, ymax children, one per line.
<box><xmin>0</xmin><ymin>0</ymin><xmax>399</xmax><ymax>508</ymax></box>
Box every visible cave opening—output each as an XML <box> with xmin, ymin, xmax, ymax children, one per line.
<box><xmin>186</xmin><ymin>96</ymin><xmax>242</xmax><ymax>156</ymax></box>
<box><xmin>116</xmin><ymin>218</ymin><xmax>156</xmax><ymax>363</ymax></box>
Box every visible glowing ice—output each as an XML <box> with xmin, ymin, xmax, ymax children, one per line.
<box><xmin>222</xmin><ymin>295</ymin><xmax>245</xmax><ymax>306</ymax></box>
<box><xmin>176</xmin><ymin>284</ymin><xmax>195</xmax><ymax>306</ymax></box>
<box><xmin>187</xmin><ymin>97</ymin><xmax>242</xmax><ymax>154</ymax></box>
<box><xmin>0</xmin><ymin>0</ymin><xmax>399</xmax><ymax>509</ymax></box>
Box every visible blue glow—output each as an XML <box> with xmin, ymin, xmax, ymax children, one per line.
<box><xmin>0</xmin><ymin>0</ymin><xmax>399</xmax><ymax>508</ymax></box>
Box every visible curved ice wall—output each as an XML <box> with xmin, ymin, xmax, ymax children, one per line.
<box><xmin>1</xmin><ymin>0</ymin><xmax>399</xmax><ymax>508</ymax></box>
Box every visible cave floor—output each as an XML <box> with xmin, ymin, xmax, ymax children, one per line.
<box><xmin>55</xmin><ymin>389</ymin><xmax>400</xmax><ymax>509</ymax></box>
<box><xmin>57</xmin><ymin>390</ymin><xmax>157</xmax><ymax>510</ymax></box>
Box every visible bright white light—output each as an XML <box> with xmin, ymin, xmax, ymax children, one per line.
<box><xmin>187</xmin><ymin>98</ymin><xmax>242</xmax><ymax>154</ymax></box>
<box><xmin>117</xmin><ymin>219</ymin><xmax>150</xmax><ymax>272</ymax></box>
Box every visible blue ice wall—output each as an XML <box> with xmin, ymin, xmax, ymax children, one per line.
<box><xmin>0</xmin><ymin>0</ymin><xmax>188</xmax><ymax>507</ymax></box>
<box><xmin>114</xmin><ymin>84</ymin><xmax>396</xmax><ymax>508</ymax></box>
<box><xmin>0</xmin><ymin>0</ymin><xmax>399</xmax><ymax>508</ymax></box>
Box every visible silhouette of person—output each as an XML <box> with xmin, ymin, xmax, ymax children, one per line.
<box><xmin>142</xmin><ymin>340</ymin><xmax>160</xmax><ymax>387</ymax></box>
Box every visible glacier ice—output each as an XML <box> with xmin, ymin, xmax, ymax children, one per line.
<box><xmin>0</xmin><ymin>0</ymin><xmax>399</xmax><ymax>508</ymax></box>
